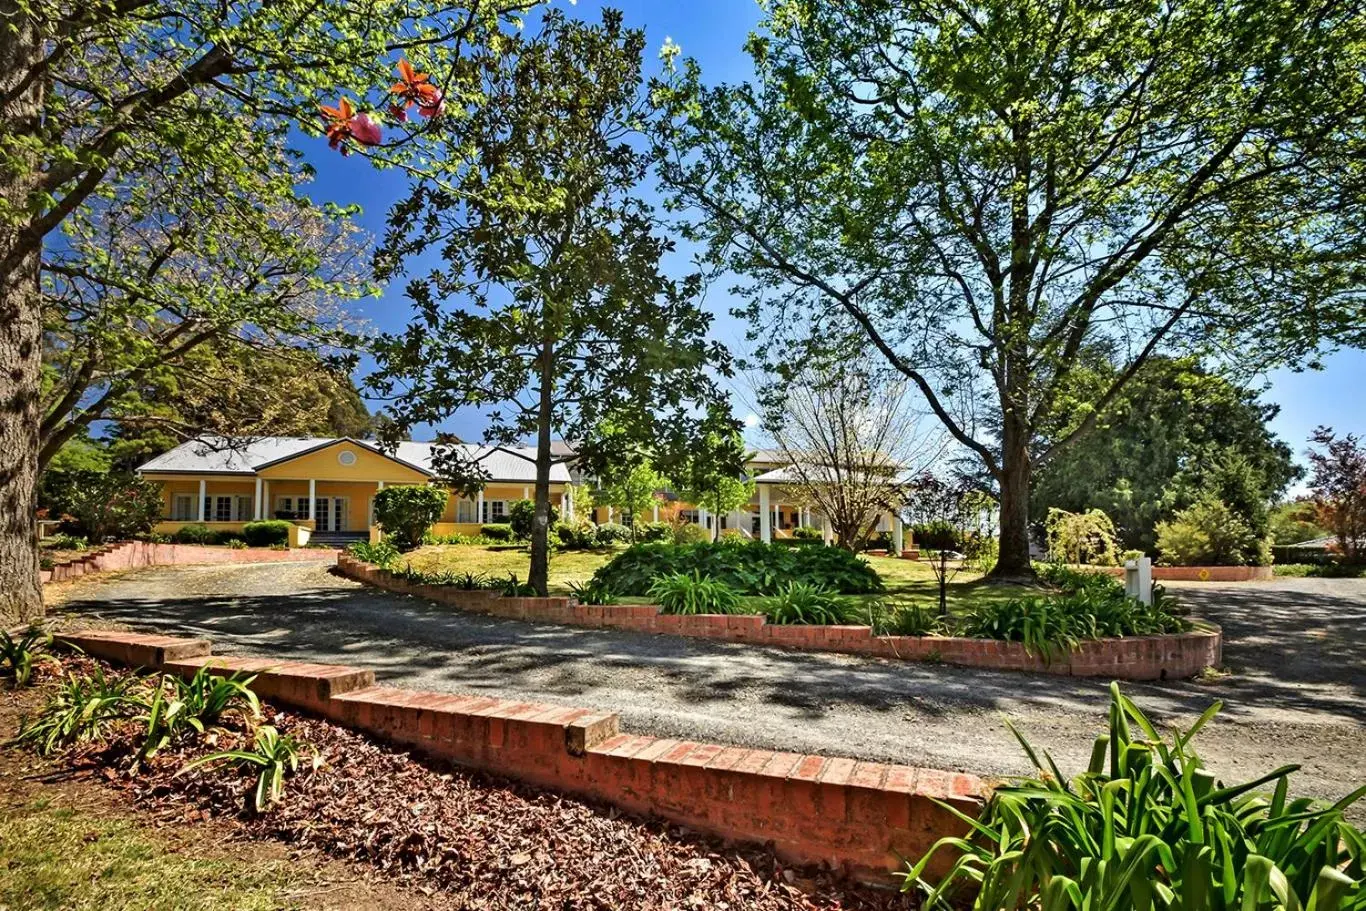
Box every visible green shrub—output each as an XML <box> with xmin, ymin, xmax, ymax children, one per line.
<box><xmin>905</xmin><ymin>683</ymin><xmax>1366</xmax><ymax>910</ymax></box>
<box><xmin>671</xmin><ymin>522</ymin><xmax>710</xmax><ymax>544</ymax></box>
<box><xmin>241</xmin><ymin>520</ymin><xmax>291</xmax><ymax>547</ymax></box>
<box><xmin>43</xmin><ymin>470</ymin><xmax>163</xmax><ymax>541</ymax></box>
<box><xmin>42</xmin><ymin>533</ymin><xmax>88</xmax><ymax>551</ymax></box>
<box><xmin>1045</xmin><ymin>507</ymin><xmax>1123</xmax><ymax>565</ymax></box>
<box><xmin>912</xmin><ymin>520</ymin><xmax>962</xmax><ymax>551</ymax></box>
<box><xmin>140</xmin><ymin>666</ymin><xmax>261</xmax><ymax>759</ymax></box>
<box><xmin>172</xmin><ymin>523</ymin><xmax>217</xmax><ymax>545</ymax></box>
<box><xmin>791</xmin><ymin>525</ymin><xmax>822</xmax><ymax>540</ymax></box>
<box><xmin>593</xmin><ymin>523</ymin><xmax>633</xmax><ymax>547</ymax></box>
<box><xmin>346</xmin><ymin>539</ymin><xmax>400</xmax><ymax>568</ymax></box>
<box><xmin>637</xmin><ymin>522</ymin><xmax>673</xmax><ymax>543</ymax></box>
<box><xmin>648</xmin><ymin>571</ymin><xmax>742</xmax><ymax>615</ymax></box>
<box><xmin>1274</xmin><ymin>562</ymin><xmax>1366</xmax><ymax>578</ymax></box>
<box><xmin>225</xmin><ymin>538</ymin><xmax>247</xmax><ymax>549</ymax></box>
<box><xmin>567</xmin><ymin>578</ymin><xmax>619</xmax><ymax>605</ymax></box>
<box><xmin>508</xmin><ymin>499</ymin><xmax>559</xmax><ymax>540</ymax></box>
<box><xmin>16</xmin><ymin>667</ymin><xmax>144</xmax><ymax>755</ymax></box>
<box><xmin>1</xmin><ymin>627</ymin><xmax>59</xmax><ymax>687</ymax></box>
<box><xmin>480</xmin><ymin>523</ymin><xmax>516</xmax><ymax>542</ymax></box>
<box><xmin>866</xmin><ymin>599</ymin><xmax>942</xmax><ymax>636</ymax></box>
<box><xmin>497</xmin><ymin>572</ymin><xmax>536</xmax><ymax>596</ymax></box>
<box><xmin>180</xmin><ymin>725</ymin><xmax>319</xmax><ymax>814</ymax></box>
<box><xmin>764</xmin><ymin>581</ymin><xmax>847</xmax><ymax>625</ymax></box>
<box><xmin>592</xmin><ymin>539</ymin><xmax>884</xmax><ymax>597</ymax></box>
<box><xmin>553</xmin><ymin>520</ymin><xmax>595</xmax><ymax>549</ymax></box>
<box><xmin>1156</xmin><ymin>496</ymin><xmax>1269</xmax><ymax>566</ymax></box>
<box><xmin>372</xmin><ymin>484</ymin><xmax>447</xmax><ymax>551</ymax></box>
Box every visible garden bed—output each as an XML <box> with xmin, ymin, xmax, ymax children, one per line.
<box><xmin>2</xmin><ymin>651</ymin><xmax>924</xmax><ymax>908</ymax></box>
<box><xmin>338</xmin><ymin>554</ymin><xmax>1223</xmax><ymax>680</ymax></box>
<box><xmin>1092</xmin><ymin>564</ymin><xmax>1273</xmax><ymax>582</ymax></box>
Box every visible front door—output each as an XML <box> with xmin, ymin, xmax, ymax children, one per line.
<box><xmin>313</xmin><ymin>497</ymin><xmax>346</xmax><ymax>532</ymax></box>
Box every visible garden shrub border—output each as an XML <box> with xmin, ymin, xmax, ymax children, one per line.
<box><xmin>1093</xmin><ymin>564</ymin><xmax>1273</xmax><ymax>582</ymax></box>
<box><xmin>52</xmin><ymin>627</ymin><xmax>982</xmax><ymax>882</ymax></box>
<box><xmin>338</xmin><ymin>554</ymin><xmax>1222</xmax><ymax>680</ymax></box>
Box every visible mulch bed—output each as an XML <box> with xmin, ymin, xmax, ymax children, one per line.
<box><xmin>17</xmin><ymin>657</ymin><xmax>919</xmax><ymax>910</ymax></box>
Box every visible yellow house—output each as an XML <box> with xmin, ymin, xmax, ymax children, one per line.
<box><xmin>138</xmin><ymin>437</ymin><xmax>573</xmax><ymax>546</ymax></box>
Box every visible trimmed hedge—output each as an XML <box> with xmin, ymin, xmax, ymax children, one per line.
<box><xmin>480</xmin><ymin>523</ymin><xmax>516</xmax><ymax>542</ymax></box>
<box><xmin>591</xmin><ymin>539</ymin><xmax>884</xmax><ymax>596</ymax></box>
<box><xmin>171</xmin><ymin>523</ymin><xmax>217</xmax><ymax>545</ymax></box>
<box><xmin>242</xmin><ymin>520</ymin><xmax>291</xmax><ymax>547</ymax></box>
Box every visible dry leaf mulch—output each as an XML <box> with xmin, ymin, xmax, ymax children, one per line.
<box><xmin>35</xmin><ymin>658</ymin><xmax>920</xmax><ymax>910</ymax></box>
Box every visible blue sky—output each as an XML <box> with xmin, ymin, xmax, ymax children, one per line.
<box><xmin>302</xmin><ymin>0</ymin><xmax>1365</xmax><ymax>486</ymax></box>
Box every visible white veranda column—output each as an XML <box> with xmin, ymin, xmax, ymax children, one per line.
<box><xmin>652</xmin><ymin>503</ymin><xmax>659</xmax><ymax>522</ymax></box>
<box><xmin>253</xmin><ymin>478</ymin><xmax>263</xmax><ymax>520</ymax></box>
<box><xmin>197</xmin><ymin>479</ymin><xmax>206</xmax><ymax>521</ymax></box>
<box><xmin>566</xmin><ymin>491</ymin><xmax>575</xmax><ymax>520</ymax></box>
<box><xmin>893</xmin><ymin>514</ymin><xmax>904</xmax><ymax>554</ymax></box>
<box><xmin>698</xmin><ymin>507</ymin><xmax>709</xmax><ymax>530</ymax></box>
<box><xmin>607</xmin><ymin>506</ymin><xmax>615</xmax><ymax>524</ymax></box>
<box><xmin>759</xmin><ymin>485</ymin><xmax>771</xmax><ymax>543</ymax></box>
<box><xmin>476</xmin><ymin>489</ymin><xmax>485</xmax><ymax>523</ymax></box>
<box><xmin>307</xmin><ymin>479</ymin><xmax>316</xmax><ymax>519</ymax></box>
<box><xmin>821</xmin><ymin>513</ymin><xmax>833</xmax><ymax>545</ymax></box>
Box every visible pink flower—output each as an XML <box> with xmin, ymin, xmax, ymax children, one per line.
<box><xmin>388</xmin><ymin>103</ymin><xmax>409</xmax><ymax>123</ymax></box>
<box><xmin>351</xmin><ymin>113</ymin><xmax>382</xmax><ymax>146</ymax></box>
<box><xmin>417</xmin><ymin>90</ymin><xmax>445</xmax><ymax>118</ymax></box>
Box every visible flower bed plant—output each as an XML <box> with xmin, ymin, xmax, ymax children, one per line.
<box><xmin>591</xmin><ymin>539</ymin><xmax>884</xmax><ymax>596</ymax></box>
<box><xmin>905</xmin><ymin>683</ymin><xmax>1366</xmax><ymax>910</ymax></box>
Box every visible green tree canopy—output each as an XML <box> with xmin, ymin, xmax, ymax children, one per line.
<box><xmin>1031</xmin><ymin>357</ymin><xmax>1300</xmax><ymax>552</ymax></box>
<box><xmin>655</xmin><ymin>0</ymin><xmax>1366</xmax><ymax>580</ymax></box>
<box><xmin>367</xmin><ymin>10</ymin><xmax>734</xmax><ymax>595</ymax></box>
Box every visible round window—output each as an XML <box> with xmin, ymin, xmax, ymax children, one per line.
<box><xmin>338</xmin><ymin>450</ymin><xmax>358</xmax><ymax>467</ymax></box>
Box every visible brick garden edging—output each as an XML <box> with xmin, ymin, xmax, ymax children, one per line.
<box><xmin>55</xmin><ymin>629</ymin><xmax>982</xmax><ymax>882</ymax></box>
<box><xmin>42</xmin><ymin>540</ymin><xmax>338</xmax><ymax>584</ymax></box>
<box><xmin>1098</xmin><ymin>564</ymin><xmax>1274</xmax><ymax>582</ymax></box>
<box><xmin>337</xmin><ymin>554</ymin><xmax>1222</xmax><ymax>681</ymax></box>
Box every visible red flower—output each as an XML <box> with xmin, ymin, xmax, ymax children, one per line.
<box><xmin>389</xmin><ymin>58</ymin><xmax>443</xmax><ymax>119</ymax></box>
<box><xmin>319</xmin><ymin>97</ymin><xmax>382</xmax><ymax>155</ymax></box>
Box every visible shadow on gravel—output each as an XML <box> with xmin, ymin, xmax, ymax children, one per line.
<box><xmin>59</xmin><ymin>576</ymin><xmax>1366</xmax><ymax>729</ymax></box>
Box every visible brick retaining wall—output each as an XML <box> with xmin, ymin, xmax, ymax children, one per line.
<box><xmin>55</xmin><ymin>629</ymin><xmax>982</xmax><ymax>881</ymax></box>
<box><xmin>338</xmin><ymin>555</ymin><xmax>1221</xmax><ymax>680</ymax></box>
<box><xmin>1094</xmin><ymin>564</ymin><xmax>1273</xmax><ymax>582</ymax></box>
<box><xmin>42</xmin><ymin>540</ymin><xmax>338</xmax><ymax>584</ymax></box>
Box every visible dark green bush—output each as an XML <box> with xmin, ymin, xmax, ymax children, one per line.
<box><xmin>791</xmin><ymin>525</ymin><xmax>822</xmax><ymax>540</ymax></box>
<box><xmin>912</xmin><ymin>520</ymin><xmax>962</xmax><ymax>551</ymax></box>
<box><xmin>591</xmin><ymin>539</ymin><xmax>884</xmax><ymax>596</ymax></box>
<box><xmin>637</xmin><ymin>522</ymin><xmax>673</xmax><ymax>543</ymax></box>
<box><xmin>242</xmin><ymin>520</ymin><xmax>291</xmax><ymax>547</ymax></box>
<box><xmin>1274</xmin><ymin>562</ymin><xmax>1366</xmax><ymax>578</ymax></box>
<box><xmin>593</xmin><ymin>523</ymin><xmax>633</xmax><ymax>546</ymax></box>
<box><xmin>372</xmin><ymin>485</ymin><xmax>447</xmax><ymax>551</ymax></box>
<box><xmin>172</xmin><ymin>523</ymin><xmax>217</xmax><ymax>545</ymax></box>
<box><xmin>508</xmin><ymin>499</ymin><xmax>559</xmax><ymax>540</ymax></box>
<box><xmin>480</xmin><ymin>523</ymin><xmax>516</xmax><ymax>542</ymax></box>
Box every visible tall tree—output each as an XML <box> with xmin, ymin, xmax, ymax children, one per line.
<box><xmin>656</xmin><ymin>0</ymin><xmax>1366</xmax><ymax>579</ymax></box>
<box><xmin>1031</xmin><ymin>356</ymin><xmax>1300</xmax><ymax>552</ymax></box>
<box><xmin>41</xmin><ymin>139</ymin><xmax>371</xmax><ymax>472</ymax></box>
<box><xmin>758</xmin><ymin>354</ymin><xmax>943</xmax><ymax>550</ymax></box>
<box><xmin>1307</xmin><ymin>426</ymin><xmax>1366</xmax><ymax>563</ymax></box>
<box><xmin>0</xmin><ymin>0</ymin><xmax>531</xmax><ymax>622</ymax></box>
<box><xmin>102</xmin><ymin>343</ymin><xmax>373</xmax><ymax>470</ymax></box>
<box><xmin>368</xmin><ymin>10</ymin><xmax>732</xmax><ymax>595</ymax></box>
<box><xmin>665</xmin><ymin>406</ymin><xmax>753</xmax><ymax>541</ymax></box>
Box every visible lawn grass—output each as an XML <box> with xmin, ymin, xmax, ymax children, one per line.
<box><xmin>398</xmin><ymin>544</ymin><xmax>1040</xmax><ymax>613</ymax></box>
<box><xmin>0</xmin><ymin>795</ymin><xmax>302</xmax><ymax>911</ymax></box>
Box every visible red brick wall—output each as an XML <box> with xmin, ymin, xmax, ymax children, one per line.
<box><xmin>339</xmin><ymin>555</ymin><xmax>1222</xmax><ymax>681</ymax></box>
<box><xmin>1093</xmin><ymin>564</ymin><xmax>1273</xmax><ymax>582</ymax></box>
<box><xmin>42</xmin><ymin>540</ymin><xmax>338</xmax><ymax>584</ymax></box>
<box><xmin>56</xmin><ymin>630</ymin><xmax>982</xmax><ymax>882</ymax></box>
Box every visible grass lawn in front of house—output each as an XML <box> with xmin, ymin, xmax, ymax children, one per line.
<box><xmin>396</xmin><ymin>544</ymin><xmax>1042</xmax><ymax>614</ymax></box>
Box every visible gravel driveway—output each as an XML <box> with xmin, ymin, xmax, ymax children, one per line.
<box><xmin>56</xmin><ymin>563</ymin><xmax>1366</xmax><ymax>807</ymax></box>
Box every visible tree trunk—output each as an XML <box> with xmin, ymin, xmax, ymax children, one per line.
<box><xmin>989</xmin><ymin>418</ymin><xmax>1035</xmax><ymax>581</ymax></box>
<box><xmin>0</xmin><ymin>3</ymin><xmax>46</xmax><ymax>625</ymax></box>
<box><xmin>528</xmin><ymin>335</ymin><xmax>555</xmax><ymax>597</ymax></box>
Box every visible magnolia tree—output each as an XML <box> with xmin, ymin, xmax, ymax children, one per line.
<box><xmin>655</xmin><ymin>0</ymin><xmax>1366</xmax><ymax>581</ymax></box>
<box><xmin>0</xmin><ymin>0</ymin><xmax>534</xmax><ymax>623</ymax></box>
<box><xmin>366</xmin><ymin>11</ymin><xmax>736</xmax><ymax>596</ymax></box>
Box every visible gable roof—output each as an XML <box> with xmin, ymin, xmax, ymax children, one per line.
<box><xmin>138</xmin><ymin>437</ymin><xmax>571</xmax><ymax>484</ymax></box>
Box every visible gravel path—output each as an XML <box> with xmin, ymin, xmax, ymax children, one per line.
<box><xmin>56</xmin><ymin>563</ymin><xmax>1366</xmax><ymax>807</ymax></box>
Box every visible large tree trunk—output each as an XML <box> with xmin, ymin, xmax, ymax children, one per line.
<box><xmin>528</xmin><ymin>335</ymin><xmax>555</xmax><ymax>597</ymax></box>
<box><xmin>0</xmin><ymin>3</ymin><xmax>46</xmax><ymax>625</ymax></box>
<box><xmin>989</xmin><ymin>418</ymin><xmax>1035</xmax><ymax>581</ymax></box>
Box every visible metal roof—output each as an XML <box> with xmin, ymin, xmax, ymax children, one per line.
<box><xmin>138</xmin><ymin>437</ymin><xmax>570</xmax><ymax>483</ymax></box>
